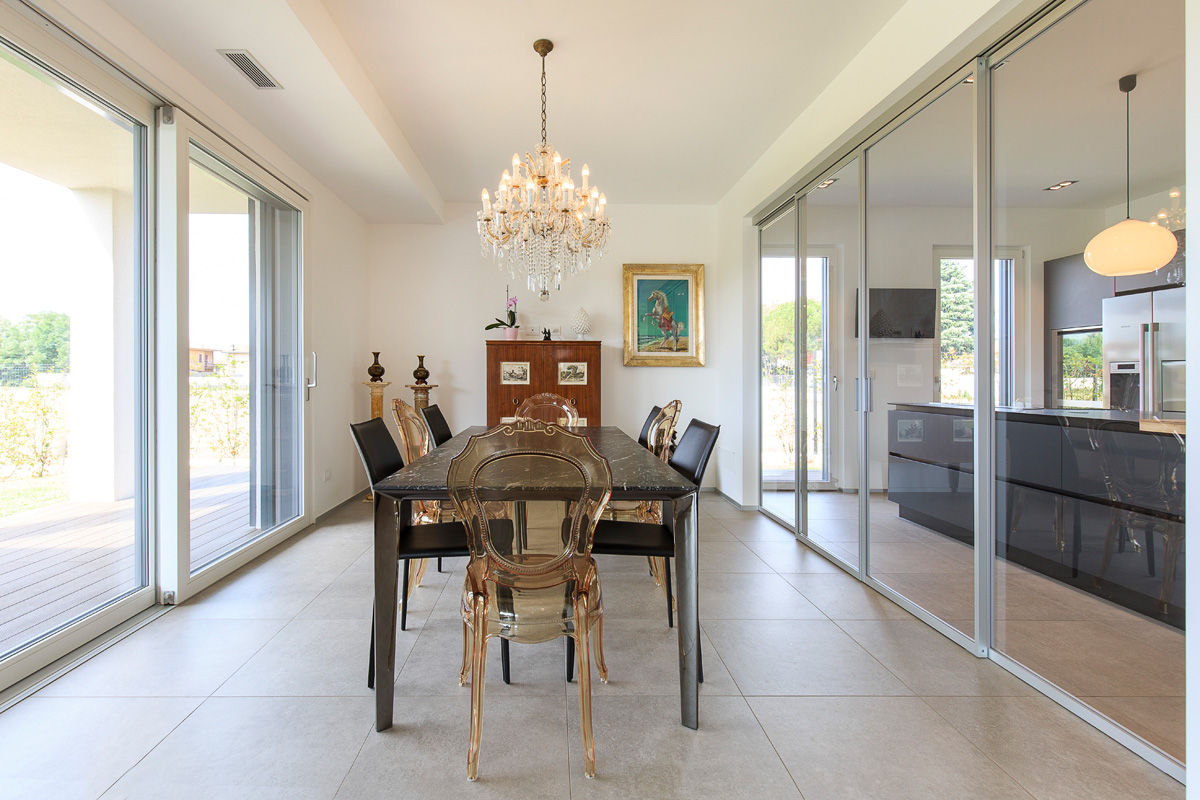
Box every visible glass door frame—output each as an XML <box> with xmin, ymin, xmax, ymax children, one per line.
<box><xmin>0</xmin><ymin>4</ymin><xmax>157</xmax><ymax>691</ymax></box>
<box><xmin>157</xmin><ymin>108</ymin><xmax>313</xmax><ymax>603</ymax></box>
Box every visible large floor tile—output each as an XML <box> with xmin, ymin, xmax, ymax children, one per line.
<box><xmin>567</xmin><ymin>695</ymin><xmax>800</xmax><ymax>798</ymax></box>
<box><xmin>750</xmin><ymin>696</ymin><xmax>1034</xmax><ymax>800</ymax></box>
<box><xmin>743</xmin><ymin>540</ymin><xmax>845</xmax><ymax>573</ymax></box>
<box><xmin>37</xmin><ymin>616</ymin><xmax>286</xmax><ymax>697</ymax></box>
<box><xmin>337</xmin><ymin>694</ymin><xmax>570</xmax><ymax>797</ymax></box>
<box><xmin>926</xmin><ymin>696</ymin><xmax>1183</xmax><ymax>800</ymax></box>
<box><xmin>836</xmin><ymin>620</ymin><xmax>1034</xmax><ymax>697</ymax></box>
<box><xmin>0</xmin><ymin>696</ymin><xmax>201</xmax><ymax>800</ymax></box>
<box><xmin>596</xmin><ymin>572</ymin><xmax>673</xmax><ymax>620</ymax></box>
<box><xmin>698</xmin><ymin>540</ymin><xmax>772</xmax><ymax>572</ymax></box>
<box><xmin>717</xmin><ymin>515</ymin><xmax>798</xmax><ymax>542</ymax></box>
<box><xmin>781</xmin><ymin>571</ymin><xmax>912</xmax><ymax>620</ymax></box>
<box><xmin>589</xmin><ymin>619</ymin><xmax>739</xmax><ymax>696</ymax></box>
<box><xmin>993</xmin><ymin>620</ymin><xmax>1183</xmax><ymax>697</ymax></box>
<box><xmin>703</xmin><ymin>619</ymin><xmax>911</xmax><ymax>696</ymax></box>
<box><xmin>216</xmin><ymin>618</ymin><xmax>382</xmax><ymax>697</ymax></box>
<box><xmin>101</xmin><ymin>696</ymin><xmax>373</xmax><ymax>799</ymax></box>
<box><xmin>1080</xmin><ymin>695</ymin><xmax>1184</xmax><ymax>762</ymax></box>
<box><xmin>699</xmin><ymin>572</ymin><xmax>825</xmax><ymax>620</ymax></box>
<box><xmin>394</xmin><ymin>617</ymin><xmax>569</xmax><ymax>697</ymax></box>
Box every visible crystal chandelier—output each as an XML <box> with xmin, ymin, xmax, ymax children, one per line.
<box><xmin>478</xmin><ymin>39</ymin><xmax>611</xmax><ymax>300</ymax></box>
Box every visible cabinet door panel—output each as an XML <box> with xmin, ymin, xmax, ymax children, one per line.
<box><xmin>543</xmin><ymin>343</ymin><xmax>601</xmax><ymax>424</ymax></box>
<box><xmin>487</xmin><ymin>342</ymin><xmax>541</xmax><ymax>425</ymax></box>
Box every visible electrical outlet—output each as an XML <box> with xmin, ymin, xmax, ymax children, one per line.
<box><xmin>323</xmin><ymin>468</ymin><xmax>331</xmax><ymax>482</ymax></box>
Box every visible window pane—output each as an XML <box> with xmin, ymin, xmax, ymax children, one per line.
<box><xmin>0</xmin><ymin>47</ymin><xmax>147</xmax><ymax>657</ymax></box>
<box><xmin>760</xmin><ymin>204</ymin><xmax>797</xmax><ymax>526</ymax></box>
<box><xmin>188</xmin><ymin>149</ymin><xmax>301</xmax><ymax>573</ymax></box>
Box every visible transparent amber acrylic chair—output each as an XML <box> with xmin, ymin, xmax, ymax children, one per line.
<box><xmin>447</xmin><ymin>419</ymin><xmax>612</xmax><ymax>780</ymax></box>
<box><xmin>391</xmin><ymin>398</ymin><xmax>455</xmax><ymax>590</ymax></box>
<box><xmin>603</xmin><ymin>401</ymin><xmax>682</xmax><ymax>599</ymax></box>
<box><xmin>514</xmin><ymin>392</ymin><xmax>580</xmax><ymax>426</ymax></box>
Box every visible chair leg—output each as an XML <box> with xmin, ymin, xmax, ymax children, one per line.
<box><xmin>368</xmin><ymin>609</ymin><xmax>376</xmax><ymax>689</ymax></box>
<box><xmin>438</xmin><ymin>557</ymin><xmax>443</xmax><ymax>573</ymax></box>
<box><xmin>458</xmin><ymin>620</ymin><xmax>470</xmax><ymax>686</ymax></box>
<box><xmin>594</xmin><ymin>616</ymin><xmax>609</xmax><ymax>684</ymax></box>
<box><xmin>467</xmin><ymin>594</ymin><xmax>489</xmax><ymax>782</ymax></box>
<box><xmin>412</xmin><ymin>558</ymin><xmax>428</xmax><ymax>590</ymax></box>
<box><xmin>501</xmin><ymin>638</ymin><xmax>511</xmax><ymax>684</ymax></box>
<box><xmin>664</xmin><ymin>557</ymin><xmax>674</xmax><ymax>629</ymax></box>
<box><xmin>566</xmin><ymin>636</ymin><xmax>575</xmax><ymax>682</ymax></box>
<box><xmin>574</xmin><ymin>596</ymin><xmax>596</xmax><ymax>778</ymax></box>
<box><xmin>698</xmin><ymin>633</ymin><xmax>704</xmax><ymax>684</ymax></box>
<box><xmin>400</xmin><ymin>559</ymin><xmax>410</xmax><ymax>631</ymax></box>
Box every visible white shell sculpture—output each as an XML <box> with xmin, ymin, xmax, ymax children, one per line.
<box><xmin>569</xmin><ymin>306</ymin><xmax>592</xmax><ymax>339</ymax></box>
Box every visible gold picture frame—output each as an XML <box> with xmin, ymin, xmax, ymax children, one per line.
<box><xmin>622</xmin><ymin>263</ymin><xmax>705</xmax><ymax>367</ymax></box>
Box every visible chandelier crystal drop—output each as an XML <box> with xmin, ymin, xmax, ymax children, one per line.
<box><xmin>478</xmin><ymin>39</ymin><xmax>611</xmax><ymax>299</ymax></box>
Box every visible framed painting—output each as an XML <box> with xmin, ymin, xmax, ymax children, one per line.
<box><xmin>622</xmin><ymin>263</ymin><xmax>705</xmax><ymax>366</ymax></box>
<box><xmin>500</xmin><ymin>361</ymin><xmax>530</xmax><ymax>384</ymax></box>
<box><xmin>557</xmin><ymin>361</ymin><xmax>588</xmax><ymax>385</ymax></box>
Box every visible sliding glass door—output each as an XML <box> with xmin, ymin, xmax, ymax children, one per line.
<box><xmin>0</xmin><ymin>36</ymin><xmax>150</xmax><ymax>667</ymax></box>
<box><xmin>759</xmin><ymin>204</ymin><xmax>798</xmax><ymax>526</ymax></box>
<box><xmin>186</xmin><ymin>145</ymin><xmax>302</xmax><ymax>574</ymax></box>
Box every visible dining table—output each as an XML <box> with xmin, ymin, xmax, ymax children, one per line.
<box><xmin>370</xmin><ymin>424</ymin><xmax>701</xmax><ymax>731</ymax></box>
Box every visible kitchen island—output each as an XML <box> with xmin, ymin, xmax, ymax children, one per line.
<box><xmin>888</xmin><ymin>402</ymin><xmax>1185</xmax><ymax>626</ymax></box>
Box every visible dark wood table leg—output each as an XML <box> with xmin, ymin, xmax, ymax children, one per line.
<box><xmin>669</xmin><ymin>492</ymin><xmax>699</xmax><ymax>729</ymax></box>
<box><xmin>373</xmin><ymin>494</ymin><xmax>402</xmax><ymax>731</ymax></box>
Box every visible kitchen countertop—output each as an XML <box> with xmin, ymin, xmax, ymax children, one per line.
<box><xmin>889</xmin><ymin>402</ymin><xmax>1185</xmax><ymax>435</ymax></box>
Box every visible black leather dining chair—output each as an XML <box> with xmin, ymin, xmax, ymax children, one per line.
<box><xmin>350</xmin><ymin>418</ymin><xmax>515</xmax><ymax>687</ymax></box>
<box><xmin>420</xmin><ymin>404</ymin><xmax>454</xmax><ymax>447</ymax></box>
<box><xmin>636</xmin><ymin>405</ymin><xmax>662</xmax><ymax>448</ymax></box>
<box><xmin>578</xmin><ymin>419</ymin><xmax>720</xmax><ymax>682</ymax></box>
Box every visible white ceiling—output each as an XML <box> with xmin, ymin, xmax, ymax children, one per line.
<box><xmin>99</xmin><ymin>0</ymin><xmax>906</xmax><ymax>220</ymax></box>
<box><xmin>83</xmin><ymin>0</ymin><xmax>1187</xmax><ymax>221</ymax></box>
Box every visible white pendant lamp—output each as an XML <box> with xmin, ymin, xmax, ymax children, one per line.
<box><xmin>1083</xmin><ymin>74</ymin><xmax>1177</xmax><ymax>277</ymax></box>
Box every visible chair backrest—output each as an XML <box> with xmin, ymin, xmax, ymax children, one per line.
<box><xmin>668</xmin><ymin>419</ymin><xmax>721</xmax><ymax>486</ymax></box>
<box><xmin>349</xmin><ymin>417</ymin><xmax>405</xmax><ymax>485</ymax></box>
<box><xmin>421</xmin><ymin>403</ymin><xmax>454</xmax><ymax>447</ymax></box>
<box><xmin>646</xmin><ymin>400</ymin><xmax>682</xmax><ymax>462</ymax></box>
<box><xmin>392</xmin><ymin>398</ymin><xmax>431</xmax><ymax>465</ymax></box>
<box><xmin>636</xmin><ymin>406</ymin><xmax>662</xmax><ymax>447</ymax></box>
<box><xmin>447</xmin><ymin>419</ymin><xmax>611</xmax><ymax>592</ymax></box>
<box><xmin>514</xmin><ymin>392</ymin><xmax>579</xmax><ymax>426</ymax></box>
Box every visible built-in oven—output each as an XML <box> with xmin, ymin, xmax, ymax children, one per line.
<box><xmin>1108</xmin><ymin>361</ymin><xmax>1141</xmax><ymax>412</ymax></box>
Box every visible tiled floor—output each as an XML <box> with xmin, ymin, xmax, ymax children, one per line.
<box><xmin>762</xmin><ymin>489</ymin><xmax>1185</xmax><ymax>761</ymax></box>
<box><xmin>0</xmin><ymin>496</ymin><xmax>1182</xmax><ymax>799</ymax></box>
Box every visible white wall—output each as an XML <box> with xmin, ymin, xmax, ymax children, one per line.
<box><xmin>365</xmin><ymin>202</ymin><xmax>723</xmax><ymax>486</ymax></box>
<box><xmin>36</xmin><ymin>0</ymin><xmax>373</xmax><ymax>516</ymax></box>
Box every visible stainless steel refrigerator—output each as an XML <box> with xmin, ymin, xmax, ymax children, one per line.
<box><xmin>1102</xmin><ymin>286</ymin><xmax>1185</xmax><ymax>416</ymax></box>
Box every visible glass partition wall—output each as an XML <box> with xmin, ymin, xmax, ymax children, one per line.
<box><xmin>755</xmin><ymin>0</ymin><xmax>1185</xmax><ymax>776</ymax></box>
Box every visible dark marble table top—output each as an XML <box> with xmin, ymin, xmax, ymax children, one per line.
<box><xmin>373</xmin><ymin>425</ymin><xmax>697</xmax><ymax>501</ymax></box>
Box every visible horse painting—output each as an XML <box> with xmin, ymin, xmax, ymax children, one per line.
<box><xmin>642</xmin><ymin>288</ymin><xmax>684</xmax><ymax>351</ymax></box>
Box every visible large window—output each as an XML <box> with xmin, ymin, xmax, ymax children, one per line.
<box><xmin>0</xmin><ymin>38</ymin><xmax>150</xmax><ymax>665</ymax></box>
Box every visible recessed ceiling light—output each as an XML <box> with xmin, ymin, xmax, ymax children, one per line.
<box><xmin>816</xmin><ymin>177</ymin><xmax>837</xmax><ymax>189</ymax></box>
<box><xmin>1043</xmin><ymin>180</ymin><xmax>1078</xmax><ymax>191</ymax></box>
<box><xmin>962</xmin><ymin>75</ymin><xmax>975</xmax><ymax>85</ymax></box>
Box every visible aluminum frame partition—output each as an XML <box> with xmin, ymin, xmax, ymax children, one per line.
<box><xmin>750</xmin><ymin>0</ymin><xmax>1184</xmax><ymax>780</ymax></box>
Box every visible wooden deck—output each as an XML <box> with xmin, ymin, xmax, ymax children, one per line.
<box><xmin>0</xmin><ymin>464</ymin><xmax>253</xmax><ymax>657</ymax></box>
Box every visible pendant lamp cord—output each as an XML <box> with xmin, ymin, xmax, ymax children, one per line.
<box><xmin>540</xmin><ymin>53</ymin><xmax>549</xmax><ymax>148</ymax></box>
<box><xmin>1118</xmin><ymin>87</ymin><xmax>1128</xmax><ymax>220</ymax></box>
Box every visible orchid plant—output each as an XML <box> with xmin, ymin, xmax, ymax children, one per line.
<box><xmin>484</xmin><ymin>287</ymin><xmax>520</xmax><ymax>330</ymax></box>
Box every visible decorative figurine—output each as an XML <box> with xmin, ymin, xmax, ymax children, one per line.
<box><xmin>569</xmin><ymin>306</ymin><xmax>592</xmax><ymax>340</ymax></box>
<box><xmin>412</xmin><ymin>355</ymin><xmax>430</xmax><ymax>386</ymax></box>
<box><xmin>542</xmin><ymin>328</ymin><xmax>552</xmax><ymax>341</ymax></box>
<box><xmin>367</xmin><ymin>352</ymin><xmax>385</xmax><ymax>382</ymax></box>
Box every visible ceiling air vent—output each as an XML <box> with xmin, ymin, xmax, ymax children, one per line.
<box><xmin>219</xmin><ymin>50</ymin><xmax>282</xmax><ymax>89</ymax></box>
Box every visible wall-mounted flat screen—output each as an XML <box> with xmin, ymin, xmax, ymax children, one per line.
<box><xmin>855</xmin><ymin>288</ymin><xmax>937</xmax><ymax>338</ymax></box>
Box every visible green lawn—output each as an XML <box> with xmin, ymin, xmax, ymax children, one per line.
<box><xmin>0</xmin><ymin>474</ymin><xmax>66</xmax><ymax>519</ymax></box>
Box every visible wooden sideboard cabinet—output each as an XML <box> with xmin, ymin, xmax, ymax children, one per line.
<box><xmin>485</xmin><ymin>340</ymin><xmax>602</xmax><ymax>426</ymax></box>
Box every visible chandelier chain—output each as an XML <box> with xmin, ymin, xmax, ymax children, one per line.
<box><xmin>540</xmin><ymin>55</ymin><xmax>548</xmax><ymax>147</ymax></box>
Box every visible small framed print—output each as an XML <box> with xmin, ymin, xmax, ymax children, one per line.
<box><xmin>557</xmin><ymin>361</ymin><xmax>588</xmax><ymax>385</ymax></box>
<box><xmin>953</xmin><ymin>418</ymin><xmax>974</xmax><ymax>442</ymax></box>
<box><xmin>500</xmin><ymin>361</ymin><xmax>530</xmax><ymax>384</ymax></box>
<box><xmin>896</xmin><ymin>418</ymin><xmax>924</xmax><ymax>443</ymax></box>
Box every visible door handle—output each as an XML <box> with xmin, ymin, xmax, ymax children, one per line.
<box><xmin>304</xmin><ymin>352</ymin><xmax>317</xmax><ymax>400</ymax></box>
<box><xmin>1139</xmin><ymin>323</ymin><xmax>1150</xmax><ymax>415</ymax></box>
